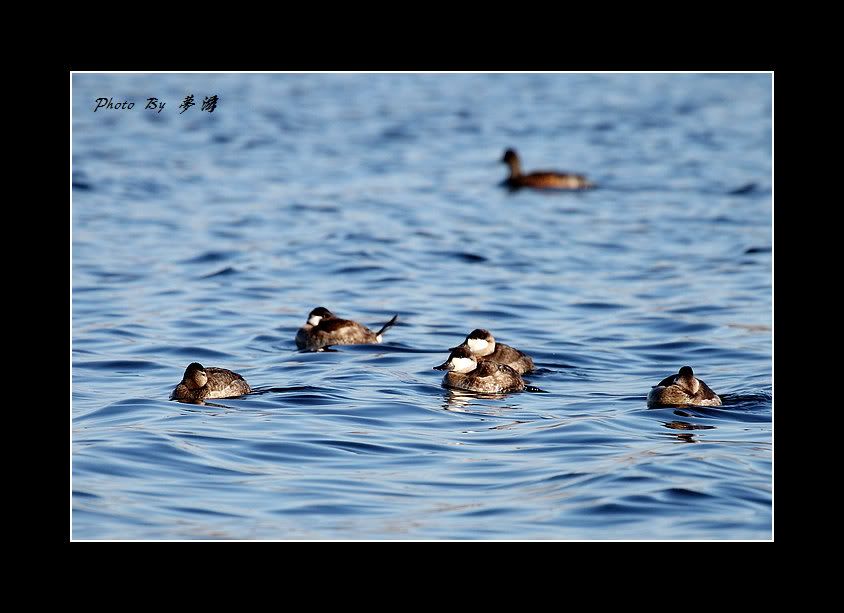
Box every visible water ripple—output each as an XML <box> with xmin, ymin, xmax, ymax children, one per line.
<box><xmin>72</xmin><ymin>73</ymin><xmax>771</xmax><ymax>540</ymax></box>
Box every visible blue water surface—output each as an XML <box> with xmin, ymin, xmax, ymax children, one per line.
<box><xmin>72</xmin><ymin>73</ymin><xmax>772</xmax><ymax>540</ymax></box>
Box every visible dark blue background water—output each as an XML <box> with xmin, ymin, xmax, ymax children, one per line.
<box><xmin>72</xmin><ymin>73</ymin><xmax>772</xmax><ymax>539</ymax></box>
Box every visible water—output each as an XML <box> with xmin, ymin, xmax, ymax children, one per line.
<box><xmin>71</xmin><ymin>73</ymin><xmax>772</xmax><ymax>540</ymax></box>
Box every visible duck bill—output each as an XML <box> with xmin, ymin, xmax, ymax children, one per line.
<box><xmin>433</xmin><ymin>362</ymin><xmax>452</xmax><ymax>371</ymax></box>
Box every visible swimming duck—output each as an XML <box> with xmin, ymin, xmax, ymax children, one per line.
<box><xmin>433</xmin><ymin>345</ymin><xmax>526</xmax><ymax>393</ymax></box>
<box><xmin>171</xmin><ymin>362</ymin><xmax>252</xmax><ymax>402</ymax></box>
<box><xmin>501</xmin><ymin>148</ymin><xmax>594</xmax><ymax>190</ymax></box>
<box><xmin>295</xmin><ymin>306</ymin><xmax>398</xmax><ymax>351</ymax></box>
<box><xmin>646</xmin><ymin>366</ymin><xmax>722</xmax><ymax>407</ymax></box>
<box><xmin>450</xmin><ymin>328</ymin><xmax>535</xmax><ymax>374</ymax></box>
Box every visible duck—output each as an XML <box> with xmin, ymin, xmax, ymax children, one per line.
<box><xmin>646</xmin><ymin>366</ymin><xmax>722</xmax><ymax>407</ymax></box>
<box><xmin>433</xmin><ymin>345</ymin><xmax>526</xmax><ymax>393</ymax></box>
<box><xmin>171</xmin><ymin>362</ymin><xmax>252</xmax><ymax>402</ymax></box>
<box><xmin>501</xmin><ymin>148</ymin><xmax>594</xmax><ymax>190</ymax></box>
<box><xmin>295</xmin><ymin>306</ymin><xmax>398</xmax><ymax>351</ymax></box>
<box><xmin>449</xmin><ymin>328</ymin><xmax>535</xmax><ymax>374</ymax></box>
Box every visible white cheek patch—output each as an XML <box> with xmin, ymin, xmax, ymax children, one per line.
<box><xmin>308</xmin><ymin>316</ymin><xmax>323</xmax><ymax>326</ymax></box>
<box><xmin>467</xmin><ymin>338</ymin><xmax>489</xmax><ymax>353</ymax></box>
<box><xmin>451</xmin><ymin>357</ymin><xmax>477</xmax><ymax>373</ymax></box>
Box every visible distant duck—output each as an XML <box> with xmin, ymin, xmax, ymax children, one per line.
<box><xmin>647</xmin><ymin>366</ymin><xmax>722</xmax><ymax>407</ymax></box>
<box><xmin>295</xmin><ymin>306</ymin><xmax>398</xmax><ymax>351</ymax></box>
<box><xmin>434</xmin><ymin>345</ymin><xmax>526</xmax><ymax>394</ymax></box>
<box><xmin>171</xmin><ymin>362</ymin><xmax>251</xmax><ymax>402</ymax></box>
<box><xmin>450</xmin><ymin>328</ymin><xmax>535</xmax><ymax>374</ymax></box>
<box><xmin>501</xmin><ymin>148</ymin><xmax>594</xmax><ymax>190</ymax></box>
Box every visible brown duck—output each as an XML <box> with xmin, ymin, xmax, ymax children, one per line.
<box><xmin>449</xmin><ymin>328</ymin><xmax>535</xmax><ymax>375</ymax></box>
<box><xmin>171</xmin><ymin>362</ymin><xmax>252</xmax><ymax>402</ymax></box>
<box><xmin>434</xmin><ymin>346</ymin><xmax>526</xmax><ymax>393</ymax></box>
<box><xmin>295</xmin><ymin>306</ymin><xmax>398</xmax><ymax>351</ymax></box>
<box><xmin>646</xmin><ymin>366</ymin><xmax>722</xmax><ymax>407</ymax></box>
<box><xmin>501</xmin><ymin>148</ymin><xmax>594</xmax><ymax>190</ymax></box>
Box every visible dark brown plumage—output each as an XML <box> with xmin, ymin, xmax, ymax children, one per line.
<box><xmin>444</xmin><ymin>361</ymin><xmax>525</xmax><ymax>393</ymax></box>
<box><xmin>433</xmin><ymin>346</ymin><xmax>526</xmax><ymax>393</ymax></box>
<box><xmin>647</xmin><ymin>366</ymin><xmax>722</xmax><ymax>407</ymax></box>
<box><xmin>171</xmin><ymin>362</ymin><xmax>251</xmax><ymax>402</ymax></box>
<box><xmin>449</xmin><ymin>328</ymin><xmax>535</xmax><ymax>374</ymax></box>
<box><xmin>501</xmin><ymin>148</ymin><xmax>594</xmax><ymax>190</ymax></box>
<box><xmin>295</xmin><ymin>307</ymin><xmax>398</xmax><ymax>351</ymax></box>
